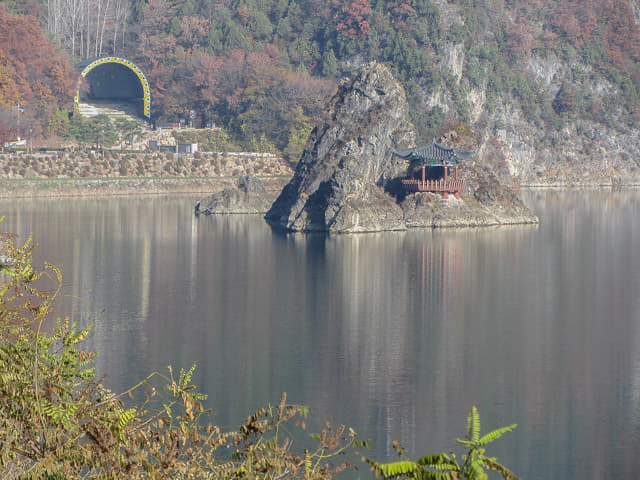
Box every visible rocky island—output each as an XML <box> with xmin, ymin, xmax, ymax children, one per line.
<box><xmin>264</xmin><ymin>62</ymin><xmax>538</xmax><ymax>233</ymax></box>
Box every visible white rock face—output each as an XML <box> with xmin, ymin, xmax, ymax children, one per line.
<box><xmin>526</xmin><ymin>54</ymin><xmax>567</xmax><ymax>89</ymax></box>
<box><xmin>430</xmin><ymin>0</ymin><xmax>463</xmax><ymax>27</ymax></box>
<box><xmin>426</xmin><ymin>89</ymin><xmax>451</xmax><ymax>113</ymax></box>
<box><xmin>631</xmin><ymin>0</ymin><xmax>640</xmax><ymax>26</ymax></box>
<box><xmin>424</xmin><ymin>46</ymin><xmax>640</xmax><ymax>186</ymax></box>
<box><xmin>468</xmin><ymin>85</ymin><xmax>486</xmax><ymax>123</ymax></box>
<box><xmin>409</xmin><ymin>0</ymin><xmax>640</xmax><ymax>187</ymax></box>
<box><xmin>442</xmin><ymin>43</ymin><xmax>465</xmax><ymax>83</ymax></box>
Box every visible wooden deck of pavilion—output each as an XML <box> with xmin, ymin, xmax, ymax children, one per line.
<box><xmin>395</xmin><ymin>142</ymin><xmax>473</xmax><ymax>199</ymax></box>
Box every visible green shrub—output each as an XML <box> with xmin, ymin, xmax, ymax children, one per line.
<box><xmin>369</xmin><ymin>407</ymin><xmax>519</xmax><ymax>480</ymax></box>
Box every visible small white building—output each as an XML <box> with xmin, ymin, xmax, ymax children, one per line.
<box><xmin>177</xmin><ymin>143</ymin><xmax>198</xmax><ymax>154</ymax></box>
<box><xmin>3</xmin><ymin>137</ymin><xmax>27</xmax><ymax>148</ymax></box>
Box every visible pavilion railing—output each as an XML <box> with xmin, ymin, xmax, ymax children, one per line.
<box><xmin>401</xmin><ymin>178</ymin><xmax>466</xmax><ymax>193</ymax></box>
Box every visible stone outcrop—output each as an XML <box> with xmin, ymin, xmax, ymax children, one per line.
<box><xmin>265</xmin><ymin>62</ymin><xmax>414</xmax><ymax>232</ymax></box>
<box><xmin>195</xmin><ymin>175</ymin><xmax>282</xmax><ymax>214</ymax></box>
<box><xmin>426</xmin><ymin>46</ymin><xmax>640</xmax><ymax>187</ymax></box>
<box><xmin>265</xmin><ymin>62</ymin><xmax>538</xmax><ymax>233</ymax></box>
<box><xmin>401</xmin><ymin>163</ymin><xmax>538</xmax><ymax>227</ymax></box>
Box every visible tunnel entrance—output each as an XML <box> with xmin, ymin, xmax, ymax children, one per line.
<box><xmin>74</xmin><ymin>57</ymin><xmax>151</xmax><ymax>121</ymax></box>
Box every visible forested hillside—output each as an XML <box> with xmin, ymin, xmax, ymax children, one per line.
<box><xmin>2</xmin><ymin>0</ymin><xmax>640</xmax><ymax>181</ymax></box>
<box><xmin>0</xmin><ymin>6</ymin><xmax>75</xmax><ymax>144</ymax></box>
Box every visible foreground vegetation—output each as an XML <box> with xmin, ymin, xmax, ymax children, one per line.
<box><xmin>0</xmin><ymin>226</ymin><xmax>363</xmax><ymax>478</ymax></box>
<box><xmin>0</xmin><ymin>224</ymin><xmax>519</xmax><ymax>479</ymax></box>
<box><xmin>370</xmin><ymin>407</ymin><xmax>520</xmax><ymax>480</ymax></box>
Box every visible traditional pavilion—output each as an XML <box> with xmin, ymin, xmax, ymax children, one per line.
<box><xmin>394</xmin><ymin>142</ymin><xmax>474</xmax><ymax>199</ymax></box>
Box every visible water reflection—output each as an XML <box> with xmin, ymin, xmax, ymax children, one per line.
<box><xmin>1</xmin><ymin>190</ymin><xmax>640</xmax><ymax>479</ymax></box>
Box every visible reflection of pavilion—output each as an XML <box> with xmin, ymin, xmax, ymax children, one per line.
<box><xmin>395</xmin><ymin>142</ymin><xmax>474</xmax><ymax>199</ymax></box>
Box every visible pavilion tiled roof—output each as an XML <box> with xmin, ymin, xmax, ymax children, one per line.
<box><xmin>394</xmin><ymin>142</ymin><xmax>474</xmax><ymax>165</ymax></box>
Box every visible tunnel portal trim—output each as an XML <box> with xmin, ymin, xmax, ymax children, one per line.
<box><xmin>74</xmin><ymin>57</ymin><xmax>151</xmax><ymax>120</ymax></box>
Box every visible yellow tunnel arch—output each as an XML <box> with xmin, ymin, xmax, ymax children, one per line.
<box><xmin>74</xmin><ymin>56</ymin><xmax>151</xmax><ymax>120</ymax></box>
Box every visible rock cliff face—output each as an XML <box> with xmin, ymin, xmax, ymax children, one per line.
<box><xmin>265</xmin><ymin>62</ymin><xmax>414</xmax><ymax>232</ymax></box>
<box><xmin>473</xmin><ymin>92</ymin><xmax>640</xmax><ymax>187</ymax></box>
<box><xmin>429</xmin><ymin>44</ymin><xmax>640</xmax><ymax>187</ymax></box>
<box><xmin>266</xmin><ymin>62</ymin><xmax>538</xmax><ymax>233</ymax></box>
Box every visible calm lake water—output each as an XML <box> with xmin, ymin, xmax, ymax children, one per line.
<box><xmin>2</xmin><ymin>190</ymin><xmax>640</xmax><ymax>479</ymax></box>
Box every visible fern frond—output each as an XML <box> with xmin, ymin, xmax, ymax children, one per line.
<box><xmin>375</xmin><ymin>459</ymin><xmax>459</xmax><ymax>479</ymax></box>
<box><xmin>466</xmin><ymin>406</ymin><xmax>480</xmax><ymax>443</ymax></box>
<box><xmin>179</xmin><ymin>363</ymin><xmax>197</xmax><ymax>391</ymax></box>
<box><xmin>426</xmin><ymin>472</ymin><xmax>457</xmax><ymax>480</ymax></box>
<box><xmin>477</xmin><ymin>424</ymin><xmax>517</xmax><ymax>446</ymax></box>
<box><xmin>469</xmin><ymin>461</ymin><xmax>487</xmax><ymax>480</ymax></box>
<box><xmin>62</xmin><ymin>320</ymin><xmax>93</xmax><ymax>347</ymax></box>
<box><xmin>40</xmin><ymin>398</ymin><xmax>78</xmax><ymax>429</ymax></box>
<box><xmin>304</xmin><ymin>449</ymin><xmax>312</xmax><ymax>476</ymax></box>
<box><xmin>480</xmin><ymin>454</ymin><xmax>522</xmax><ymax>480</ymax></box>
<box><xmin>375</xmin><ymin>460</ymin><xmax>419</xmax><ymax>477</ymax></box>
<box><xmin>417</xmin><ymin>453</ymin><xmax>458</xmax><ymax>470</ymax></box>
<box><xmin>117</xmin><ymin>408</ymin><xmax>137</xmax><ymax>430</ymax></box>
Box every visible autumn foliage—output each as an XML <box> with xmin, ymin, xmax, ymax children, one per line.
<box><xmin>0</xmin><ymin>6</ymin><xmax>74</xmax><ymax>105</ymax></box>
<box><xmin>0</xmin><ymin>5</ymin><xmax>75</xmax><ymax>143</ymax></box>
<box><xmin>2</xmin><ymin>0</ymin><xmax>640</xmax><ymax>149</ymax></box>
<box><xmin>547</xmin><ymin>0</ymin><xmax>640</xmax><ymax>68</ymax></box>
<box><xmin>334</xmin><ymin>0</ymin><xmax>373</xmax><ymax>39</ymax></box>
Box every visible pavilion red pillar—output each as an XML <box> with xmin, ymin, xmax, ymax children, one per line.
<box><xmin>444</xmin><ymin>164</ymin><xmax>448</xmax><ymax>181</ymax></box>
<box><xmin>421</xmin><ymin>165</ymin><xmax>426</xmax><ymax>188</ymax></box>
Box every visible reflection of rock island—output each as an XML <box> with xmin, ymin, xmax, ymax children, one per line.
<box><xmin>264</xmin><ymin>62</ymin><xmax>538</xmax><ymax>233</ymax></box>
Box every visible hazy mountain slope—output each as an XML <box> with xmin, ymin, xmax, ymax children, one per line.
<box><xmin>3</xmin><ymin>0</ymin><xmax>640</xmax><ymax>184</ymax></box>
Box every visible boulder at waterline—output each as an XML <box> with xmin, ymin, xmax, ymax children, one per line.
<box><xmin>195</xmin><ymin>175</ymin><xmax>278</xmax><ymax>215</ymax></box>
